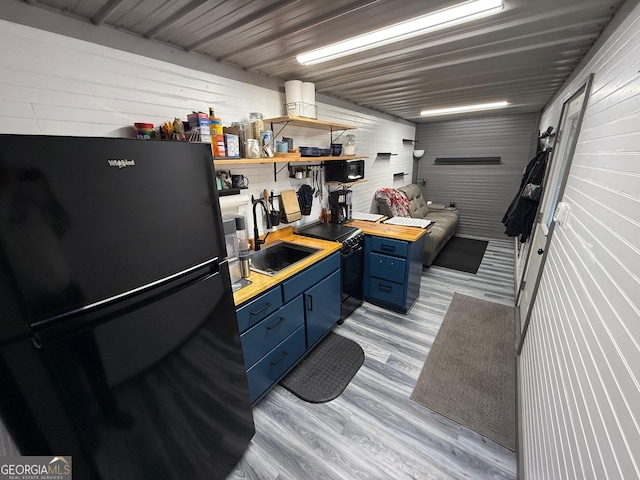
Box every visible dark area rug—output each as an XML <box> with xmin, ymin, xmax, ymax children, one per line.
<box><xmin>432</xmin><ymin>236</ymin><xmax>489</xmax><ymax>274</ymax></box>
<box><xmin>280</xmin><ymin>332</ymin><xmax>364</xmax><ymax>403</ymax></box>
<box><xmin>410</xmin><ymin>293</ymin><xmax>516</xmax><ymax>450</ymax></box>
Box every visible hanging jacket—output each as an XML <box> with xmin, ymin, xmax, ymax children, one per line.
<box><xmin>502</xmin><ymin>150</ymin><xmax>549</xmax><ymax>242</ymax></box>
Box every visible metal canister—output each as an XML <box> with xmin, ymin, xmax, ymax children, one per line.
<box><xmin>239</xmin><ymin>254</ymin><xmax>251</xmax><ymax>279</ymax></box>
<box><xmin>261</xmin><ymin>129</ymin><xmax>274</xmax><ymax>158</ymax></box>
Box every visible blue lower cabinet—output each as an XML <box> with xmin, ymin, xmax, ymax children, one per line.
<box><xmin>237</xmin><ymin>250</ymin><xmax>341</xmax><ymax>403</ymax></box>
<box><xmin>305</xmin><ymin>270</ymin><xmax>341</xmax><ymax>348</ymax></box>
<box><xmin>245</xmin><ymin>325</ymin><xmax>306</xmax><ymax>403</ymax></box>
<box><xmin>367</xmin><ymin>277</ymin><xmax>405</xmax><ymax>307</ymax></box>
<box><xmin>236</xmin><ymin>286</ymin><xmax>283</xmax><ymax>332</ymax></box>
<box><xmin>370</xmin><ymin>236</ymin><xmax>408</xmax><ymax>258</ymax></box>
<box><xmin>240</xmin><ymin>296</ymin><xmax>304</xmax><ymax>369</ymax></box>
<box><xmin>282</xmin><ymin>252</ymin><xmax>340</xmax><ymax>303</ymax></box>
<box><xmin>369</xmin><ymin>252</ymin><xmax>406</xmax><ymax>284</ymax></box>
<box><xmin>364</xmin><ymin>234</ymin><xmax>424</xmax><ymax>313</ymax></box>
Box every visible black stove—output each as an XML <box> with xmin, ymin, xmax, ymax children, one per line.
<box><xmin>297</xmin><ymin>223</ymin><xmax>363</xmax><ymax>252</ymax></box>
<box><xmin>297</xmin><ymin>222</ymin><xmax>364</xmax><ymax>321</ymax></box>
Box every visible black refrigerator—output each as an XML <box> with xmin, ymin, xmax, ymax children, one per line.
<box><xmin>0</xmin><ymin>135</ymin><xmax>254</xmax><ymax>479</ymax></box>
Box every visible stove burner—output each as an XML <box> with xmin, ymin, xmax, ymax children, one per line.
<box><xmin>297</xmin><ymin>222</ymin><xmax>360</xmax><ymax>244</ymax></box>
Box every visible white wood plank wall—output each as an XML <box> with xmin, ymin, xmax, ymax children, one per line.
<box><xmin>416</xmin><ymin>113</ymin><xmax>540</xmax><ymax>239</ymax></box>
<box><xmin>519</xmin><ymin>1</ymin><xmax>640</xmax><ymax>478</ymax></box>
<box><xmin>0</xmin><ymin>18</ymin><xmax>414</xmax><ymax>235</ymax></box>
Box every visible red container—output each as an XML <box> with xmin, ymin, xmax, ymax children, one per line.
<box><xmin>212</xmin><ymin>134</ymin><xmax>226</xmax><ymax>157</ymax></box>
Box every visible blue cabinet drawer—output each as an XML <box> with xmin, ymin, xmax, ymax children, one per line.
<box><xmin>240</xmin><ymin>296</ymin><xmax>304</xmax><ymax>369</ymax></box>
<box><xmin>236</xmin><ymin>286</ymin><xmax>283</xmax><ymax>333</ymax></box>
<box><xmin>281</xmin><ymin>252</ymin><xmax>340</xmax><ymax>303</ymax></box>
<box><xmin>305</xmin><ymin>270</ymin><xmax>340</xmax><ymax>348</ymax></box>
<box><xmin>369</xmin><ymin>252</ymin><xmax>406</xmax><ymax>284</ymax></box>
<box><xmin>246</xmin><ymin>325</ymin><xmax>306</xmax><ymax>403</ymax></box>
<box><xmin>368</xmin><ymin>277</ymin><xmax>405</xmax><ymax>308</ymax></box>
<box><xmin>370</xmin><ymin>237</ymin><xmax>408</xmax><ymax>258</ymax></box>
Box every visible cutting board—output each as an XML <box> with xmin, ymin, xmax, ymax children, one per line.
<box><xmin>280</xmin><ymin>189</ymin><xmax>302</xmax><ymax>223</ymax></box>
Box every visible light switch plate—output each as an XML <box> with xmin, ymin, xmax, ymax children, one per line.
<box><xmin>553</xmin><ymin>202</ymin><xmax>571</xmax><ymax>227</ymax></box>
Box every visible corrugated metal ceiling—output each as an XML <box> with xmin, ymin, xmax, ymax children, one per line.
<box><xmin>27</xmin><ymin>0</ymin><xmax>623</xmax><ymax>122</ymax></box>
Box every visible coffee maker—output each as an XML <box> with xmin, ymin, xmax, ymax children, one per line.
<box><xmin>329</xmin><ymin>189</ymin><xmax>353</xmax><ymax>224</ymax></box>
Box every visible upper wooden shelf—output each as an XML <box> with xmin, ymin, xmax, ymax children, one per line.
<box><xmin>214</xmin><ymin>155</ymin><xmax>368</xmax><ymax>166</ymax></box>
<box><xmin>325</xmin><ymin>179</ymin><xmax>368</xmax><ymax>187</ymax></box>
<box><xmin>263</xmin><ymin>116</ymin><xmax>356</xmax><ymax>131</ymax></box>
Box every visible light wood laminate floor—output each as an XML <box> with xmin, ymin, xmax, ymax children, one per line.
<box><xmin>230</xmin><ymin>238</ymin><xmax>517</xmax><ymax>480</ymax></box>
<box><xmin>0</xmin><ymin>239</ymin><xmax>517</xmax><ymax>479</ymax></box>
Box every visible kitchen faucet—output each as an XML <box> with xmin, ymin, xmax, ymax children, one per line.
<box><xmin>252</xmin><ymin>195</ymin><xmax>272</xmax><ymax>251</ymax></box>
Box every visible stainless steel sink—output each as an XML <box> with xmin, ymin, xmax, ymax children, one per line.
<box><xmin>250</xmin><ymin>241</ymin><xmax>320</xmax><ymax>276</ymax></box>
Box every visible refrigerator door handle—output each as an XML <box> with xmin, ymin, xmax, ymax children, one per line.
<box><xmin>32</xmin><ymin>257</ymin><xmax>220</xmax><ymax>328</ymax></box>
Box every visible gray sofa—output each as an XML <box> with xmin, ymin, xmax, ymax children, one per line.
<box><xmin>376</xmin><ymin>184</ymin><xmax>459</xmax><ymax>267</ymax></box>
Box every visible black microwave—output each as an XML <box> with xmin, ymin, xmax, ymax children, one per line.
<box><xmin>324</xmin><ymin>160</ymin><xmax>365</xmax><ymax>183</ymax></box>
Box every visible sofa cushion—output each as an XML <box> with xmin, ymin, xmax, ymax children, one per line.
<box><xmin>397</xmin><ymin>184</ymin><xmax>460</xmax><ymax>267</ymax></box>
<box><xmin>424</xmin><ymin>221</ymin><xmax>450</xmax><ymax>246</ymax></box>
<box><xmin>399</xmin><ymin>184</ymin><xmax>430</xmax><ymax>218</ymax></box>
<box><xmin>373</xmin><ymin>183</ymin><xmax>459</xmax><ymax>267</ymax></box>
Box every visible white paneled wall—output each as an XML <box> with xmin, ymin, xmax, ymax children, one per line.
<box><xmin>519</xmin><ymin>2</ymin><xmax>640</xmax><ymax>478</ymax></box>
<box><xmin>0</xmin><ymin>18</ymin><xmax>414</xmax><ymax>236</ymax></box>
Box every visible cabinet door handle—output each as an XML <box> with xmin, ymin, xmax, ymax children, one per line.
<box><xmin>381</xmin><ymin>244</ymin><xmax>395</xmax><ymax>252</ymax></box>
<box><xmin>271</xmin><ymin>351</ymin><xmax>288</xmax><ymax>366</ymax></box>
<box><xmin>379</xmin><ymin>284</ymin><xmax>392</xmax><ymax>292</ymax></box>
<box><xmin>266</xmin><ymin>316</ymin><xmax>285</xmax><ymax>331</ymax></box>
<box><xmin>250</xmin><ymin>302</ymin><xmax>271</xmax><ymax>317</ymax></box>
<box><xmin>307</xmin><ymin>295</ymin><xmax>313</xmax><ymax>311</ymax></box>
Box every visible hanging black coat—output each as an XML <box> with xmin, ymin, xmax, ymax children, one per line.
<box><xmin>502</xmin><ymin>150</ymin><xmax>549</xmax><ymax>242</ymax></box>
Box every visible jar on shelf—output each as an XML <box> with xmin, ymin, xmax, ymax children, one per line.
<box><xmin>231</xmin><ymin>121</ymin><xmax>246</xmax><ymax>158</ymax></box>
<box><xmin>344</xmin><ymin>134</ymin><xmax>357</xmax><ymax>155</ymax></box>
<box><xmin>245</xmin><ymin>139</ymin><xmax>260</xmax><ymax>158</ymax></box>
<box><xmin>249</xmin><ymin>112</ymin><xmax>264</xmax><ymax>140</ymax></box>
<box><xmin>261</xmin><ymin>129</ymin><xmax>274</xmax><ymax>158</ymax></box>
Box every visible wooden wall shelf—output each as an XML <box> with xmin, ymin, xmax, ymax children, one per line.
<box><xmin>263</xmin><ymin>116</ymin><xmax>356</xmax><ymax>131</ymax></box>
<box><xmin>215</xmin><ymin>116</ymin><xmax>360</xmax><ymax>179</ymax></box>
<box><xmin>325</xmin><ymin>179</ymin><xmax>368</xmax><ymax>187</ymax></box>
<box><xmin>214</xmin><ymin>155</ymin><xmax>368</xmax><ymax>166</ymax></box>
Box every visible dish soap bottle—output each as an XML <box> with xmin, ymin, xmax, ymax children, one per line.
<box><xmin>344</xmin><ymin>134</ymin><xmax>357</xmax><ymax>155</ymax></box>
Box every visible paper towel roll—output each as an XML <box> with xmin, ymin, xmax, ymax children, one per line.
<box><xmin>302</xmin><ymin>82</ymin><xmax>315</xmax><ymax>105</ymax></box>
<box><xmin>285</xmin><ymin>80</ymin><xmax>303</xmax><ymax>104</ymax></box>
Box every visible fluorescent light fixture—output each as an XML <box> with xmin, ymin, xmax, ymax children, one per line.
<box><xmin>420</xmin><ymin>101</ymin><xmax>509</xmax><ymax>117</ymax></box>
<box><xmin>296</xmin><ymin>0</ymin><xmax>504</xmax><ymax>65</ymax></box>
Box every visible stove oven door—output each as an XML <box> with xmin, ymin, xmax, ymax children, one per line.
<box><xmin>340</xmin><ymin>243</ymin><xmax>364</xmax><ymax>321</ymax></box>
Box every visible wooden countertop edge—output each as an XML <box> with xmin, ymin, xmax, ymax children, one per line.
<box><xmin>348</xmin><ymin>219</ymin><xmax>428</xmax><ymax>242</ymax></box>
<box><xmin>233</xmin><ymin>227</ymin><xmax>341</xmax><ymax>306</ymax></box>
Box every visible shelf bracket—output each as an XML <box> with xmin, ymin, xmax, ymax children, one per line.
<box><xmin>273</xmin><ymin>161</ymin><xmax>291</xmax><ymax>181</ymax></box>
<box><xmin>330</xmin><ymin>128</ymin><xmax>346</xmax><ymax>143</ymax></box>
<box><xmin>271</xmin><ymin>121</ymin><xmax>290</xmax><ymax>140</ymax></box>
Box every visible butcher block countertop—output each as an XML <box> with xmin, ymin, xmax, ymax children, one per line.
<box><xmin>348</xmin><ymin>219</ymin><xmax>429</xmax><ymax>242</ymax></box>
<box><xmin>232</xmin><ymin>227</ymin><xmax>341</xmax><ymax>306</ymax></box>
